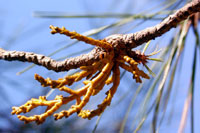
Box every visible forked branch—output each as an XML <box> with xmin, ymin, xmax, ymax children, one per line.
<box><xmin>0</xmin><ymin>1</ymin><xmax>199</xmax><ymax>71</ymax></box>
<box><xmin>0</xmin><ymin>1</ymin><xmax>199</xmax><ymax>124</ymax></box>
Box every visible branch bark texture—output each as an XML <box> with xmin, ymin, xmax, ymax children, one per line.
<box><xmin>0</xmin><ymin>1</ymin><xmax>199</xmax><ymax>72</ymax></box>
<box><xmin>105</xmin><ymin>0</ymin><xmax>200</xmax><ymax>49</ymax></box>
<box><xmin>0</xmin><ymin>47</ymin><xmax>105</xmax><ymax>72</ymax></box>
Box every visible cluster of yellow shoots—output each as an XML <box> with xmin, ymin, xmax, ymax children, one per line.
<box><xmin>11</xmin><ymin>25</ymin><xmax>154</xmax><ymax>125</ymax></box>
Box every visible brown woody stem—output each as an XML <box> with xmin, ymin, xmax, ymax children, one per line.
<box><xmin>125</xmin><ymin>0</ymin><xmax>200</xmax><ymax>48</ymax></box>
<box><xmin>0</xmin><ymin>47</ymin><xmax>105</xmax><ymax>72</ymax></box>
<box><xmin>105</xmin><ymin>1</ymin><xmax>200</xmax><ymax>49</ymax></box>
<box><xmin>0</xmin><ymin>1</ymin><xmax>199</xmax><ymax>71</ymax></box>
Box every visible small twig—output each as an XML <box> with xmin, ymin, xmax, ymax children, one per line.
<box><xmin>0</xmin><ymin>0</ymin><xmax>199</xmax><ymax>125</ymax></box>
<box><xmin>0</xmin><ymin>47</ymin><xmax>105</xmax><ymax>72</ymax></box>
<box><xmin>0</xmin><ymin>1</ymin><xmax>199</xmax><ymax>71</ymax></box>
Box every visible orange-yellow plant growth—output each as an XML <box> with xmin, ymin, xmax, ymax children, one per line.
<box><xmin>11</xmin><ymin>25</ymin><xmax>153</xmax><ymax>124</ymax></box>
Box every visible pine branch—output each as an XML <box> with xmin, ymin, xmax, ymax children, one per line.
<box><xmin>0</xmin><ymin>1</ymin><xmax>199</xmax><ymax>72</ymax></box>
<box><xmin>0</xmin><ymin>47</ymin><xmax>105</xmax><ymax>72</ymax></box>
<box><xmin>2</xmin><ymin>1</ymin><xmax>200</xmax><ymax>124</ymax></box>
<box><xmin>105</xmin><ymin>0</ymin><xmax>200</xmax><ymax>49</ymax></box>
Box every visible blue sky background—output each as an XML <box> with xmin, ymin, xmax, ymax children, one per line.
<box><xmin>0</xmin><ymin>0</ymin><xmax>199</xmax><ymax>132</ymax></box>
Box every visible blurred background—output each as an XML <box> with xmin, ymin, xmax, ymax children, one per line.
<box><xmin>0</xmin><ymin>0</ymin><xmax>199</xmax><ymax>132</ymax></box>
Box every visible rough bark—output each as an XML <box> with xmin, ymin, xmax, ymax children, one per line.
<box><xmin>0</xmin><ymin>47</ymin><xmax>105</xmax><ymax>72</ymax></box>
<box><xmin>0</xmin><ymin>1</ymin><xmax>199</xmax><ymax>72</ymax></box>
<box><xmin>105</xmin><ymin>0</ymin><xmax>200</xmax><ymax>49</ymax></box>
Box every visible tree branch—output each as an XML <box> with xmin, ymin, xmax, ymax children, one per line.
<box><xmin>0</xmin><ymin>1</ymin><xmax>199</xmax><ymax>72</ymax></box>
<box><xmin>0</xmin><ymin>47</ymin><xmax>104</xmax><ymax>72</ymax></box>
<box><xmin>105</xmin><ymin>0</ymin><xmax>200</xmax><ymax>49</ymax></box>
